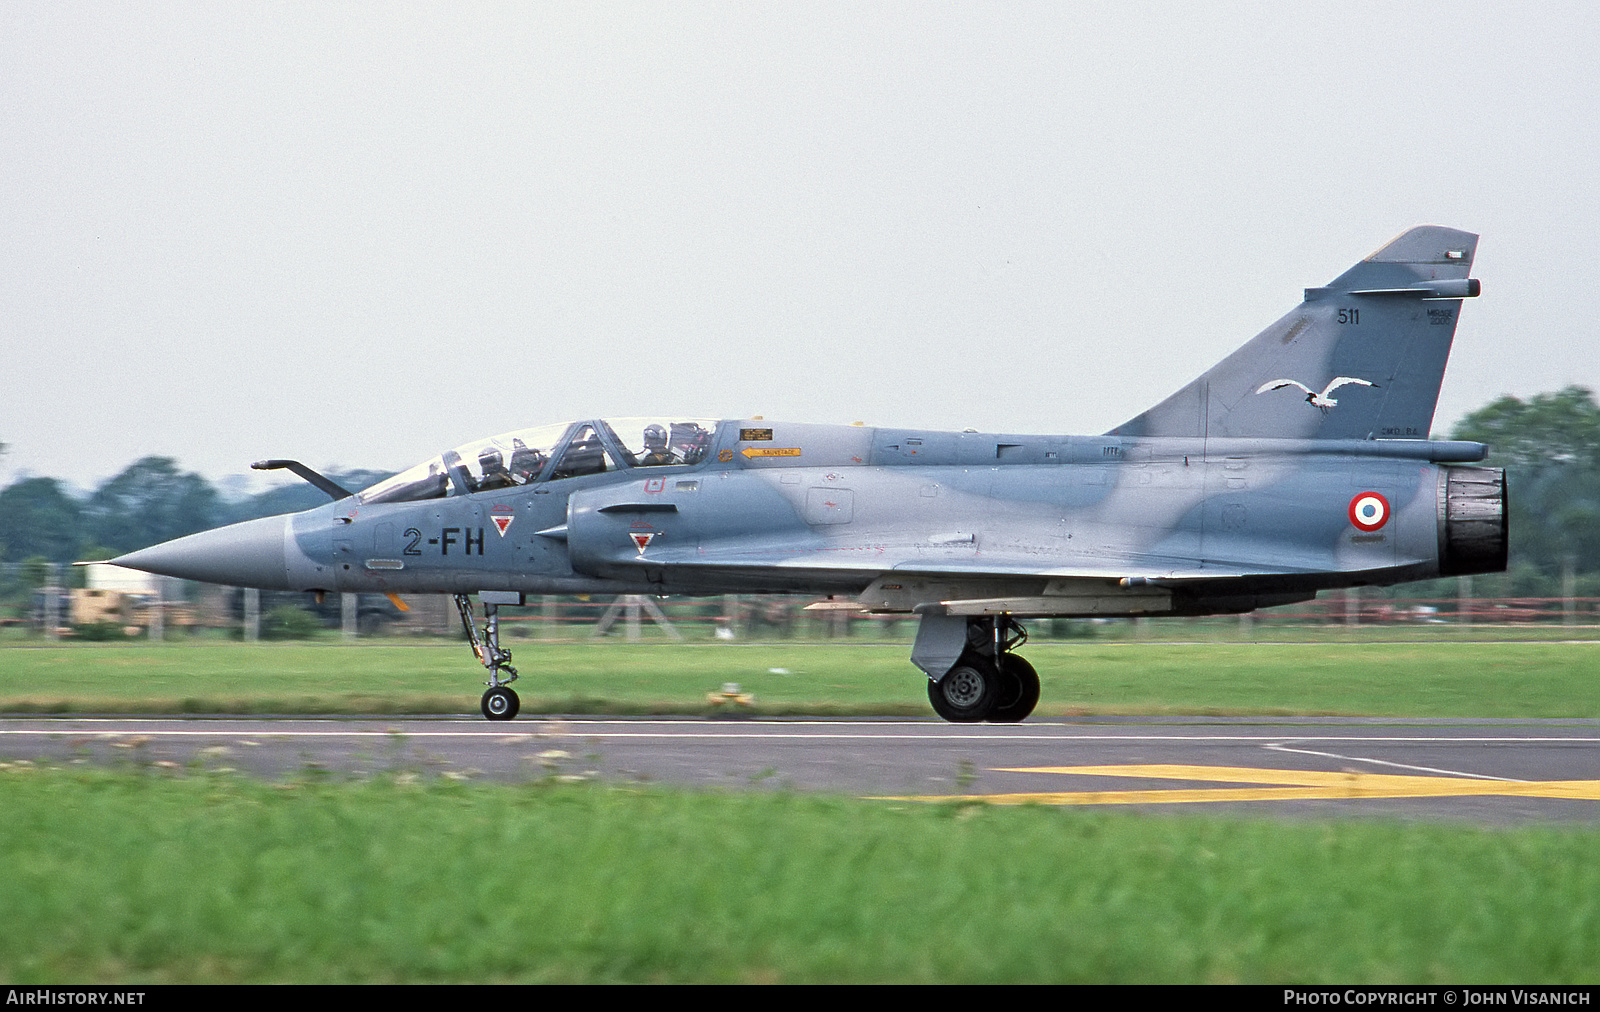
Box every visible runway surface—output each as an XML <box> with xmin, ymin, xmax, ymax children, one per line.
<box><xmin>1</xmin><ymin>715</ymin><xmax>1596</xmax><ymax>823</ymax></box>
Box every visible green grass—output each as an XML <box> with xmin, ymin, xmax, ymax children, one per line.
<box><xmin>0</xmin><ymin>638</ymin><xmax>1596</xmax><ymax>717</ymax></box>
<box><xmin>0</xmin><ymin>764</ymin><xmax>1594</xmax><ymax>984</ymax></box>
<box><xmin>2</xmin><ymin>637</ymin><xmax>1595</xmax><ymax>984</ymax></box>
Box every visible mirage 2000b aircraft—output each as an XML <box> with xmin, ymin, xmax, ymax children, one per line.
<box><xmin>113</xmin><ymin>226</ymin><xmax>1507</xmax><ymax>722</ymax></box>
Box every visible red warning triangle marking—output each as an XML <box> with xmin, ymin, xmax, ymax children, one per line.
<box><xmin>491</xmin><ymin>515</ymin><xmax>513</xmax><ymax>536</ymax></box>
<box><xmin>631</xmin><ymin>532</ymin><xmax>655</xmax><ymax>554</ymax></box>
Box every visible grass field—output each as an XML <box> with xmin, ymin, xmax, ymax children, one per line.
<box><xmin>1</xmin><ymin>765</ymin><xmax>1595</xmax><ymax>984</ymax></box>
<box><xmin>0</xmin><ymin>637</ymin><xmax>1596</xmax><ymax>717</ymax></box>
<box><xmin>2</xmin><ymin>635</ymin><xmax>1595</xmax><ymax>984</ymax></box>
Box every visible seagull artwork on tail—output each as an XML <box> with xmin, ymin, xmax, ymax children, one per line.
<box><xmin>1254</xmin><ymin>376</ymin><xmax>1377</xmax><ymax>413</ymax></box>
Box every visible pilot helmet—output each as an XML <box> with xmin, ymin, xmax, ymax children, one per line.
<box><xmin>643</xmin><ymin>424</ymin><xmax>668</xmax><ymax>450</ymax></box>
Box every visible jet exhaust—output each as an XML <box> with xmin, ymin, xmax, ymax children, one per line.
<box><xmin>1438</xmin><ymin>466</ymin><xmax>1508</xmax><ymax>577</ymax></box>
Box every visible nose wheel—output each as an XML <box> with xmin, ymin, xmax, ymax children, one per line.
<box><xmin>481</xmin><ymin>685</ymin><xmax>520</xmax><ymax>721</ymax></box>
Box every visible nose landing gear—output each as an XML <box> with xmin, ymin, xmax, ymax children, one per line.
<box><xmin>455</xmin><ymin>593</ymin><xmax>521</xmax><ymax>721</ymax></box>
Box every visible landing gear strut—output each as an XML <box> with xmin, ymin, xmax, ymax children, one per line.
<box><xmin>924</xmin><ymin>615</ymin><xmax>1039</xmax><ymax>723</ymax></box>
<box><xmin>455</xmin><ymin>593</ymin><xmax>520</xmax><ymax>721</ymax></box>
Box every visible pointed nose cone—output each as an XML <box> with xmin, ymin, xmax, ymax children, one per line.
<box><xmin>111</xmin><ymin>514</ymin><xmax>294</xmax><ymax>590</ymax></box>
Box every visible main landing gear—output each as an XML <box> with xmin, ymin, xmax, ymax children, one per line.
<box><xmin>455</xmin><ymin>593</ymin><xmax>520</xmax><ymax>720</ymax></box>
<box><xmin>924</xmin><ymin>615</ymin><xmax>1040</xmax><ymax>723</ymax></box>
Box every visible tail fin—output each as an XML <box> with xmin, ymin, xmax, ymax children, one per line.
<box><xmin>1111</xmin><ymin>226</ymin><xmax>1480</xmax><ymax>441</ymax></box>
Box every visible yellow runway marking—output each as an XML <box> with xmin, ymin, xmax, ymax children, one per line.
<box><xmin>879</xmin><ymin>764</ymin><xmax>1600</xmax><ymax>806</ymax></box>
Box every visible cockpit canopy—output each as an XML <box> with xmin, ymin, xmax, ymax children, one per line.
<box><xmin>359</xmin><ymin>418</ymin><xmax>716</xmax><ymax>505</ymax></box>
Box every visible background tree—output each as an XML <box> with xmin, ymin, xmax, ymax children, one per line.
<box><xmin>83</xmin><ymin>457</ymin><xmax>221</xmax><ymax>556</ymax></box>
<box><xmin>1451</xmin><ymin>386</ymin><xmax>1600</xmax><ymax>591</ymax></box>
<box><xmin>0</xmin><ymin>477</ymin><xmax>84</xmax><ymax>563</ymax></box>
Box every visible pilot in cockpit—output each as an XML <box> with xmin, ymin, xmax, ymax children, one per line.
<box><xmin>508</xmin><ymin>438</ymin><xmax>545</xmax><ymax>483</ymax></box>
<box><xmin>638</xmin><ymin>424</ymin><xmax>676</xmax><ymax>466</ymax></box>
<box><xmin>476</xmin><ymin>448</ymin><xmax>515</xmax><ymax>491</ymax></box>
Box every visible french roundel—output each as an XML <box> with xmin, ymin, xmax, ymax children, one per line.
<box><xmin>1348</xmin><ymin>491</ymin><xmax>1390</xmax><ymax>532</ymax></box>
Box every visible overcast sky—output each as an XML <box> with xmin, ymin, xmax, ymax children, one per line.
<box><xmin>3</xmin><ymin>3</ymin><xmax>1596</xmax><ymax>495</ymax></box>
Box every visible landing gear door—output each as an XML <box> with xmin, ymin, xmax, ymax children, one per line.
<box><xmin>911</xmin><ymin>613</ymin><xmax>967</xmax><ymax>679</ymax></box>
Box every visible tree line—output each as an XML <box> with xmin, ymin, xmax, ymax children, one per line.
<box><xmin>1448</xmin><ymin>386</ymin><xmax>1600</xmax><ymax>595</ymax></box>
<box><xmin>2</xmin><ymin>388</ymin><xmax>1598</xmax><ymax>595</ymax></box>
<box><xmin>0</xmin><ymin>457</ymin><xmax>390</xmax><ymax>569</ymax></box>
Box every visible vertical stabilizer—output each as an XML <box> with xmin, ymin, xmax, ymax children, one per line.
<box><xmin>1112</xmin><ymin>226</ymin><xmax>1480</xmax><ymax>441</ymax></box>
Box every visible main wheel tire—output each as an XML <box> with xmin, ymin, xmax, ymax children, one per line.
<box><xmin>481</xmin><ymin>685</ymin><xmax>520</xmax><ymax>721</ymax></box>
<box><xmin>927</xmin><ymin>661</ymin><xmax>998</xmax><ymax>722</ymax></box>
<box><xmin>988</xmin><ymin>654</ymin><xmax>1040</xmax><ymax>722</ymax></box>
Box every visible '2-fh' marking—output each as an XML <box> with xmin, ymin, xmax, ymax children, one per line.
<box><xmin>425</xmin><ymin>527</ymin><xmax>485</xmax><ymax>555</ymax></box>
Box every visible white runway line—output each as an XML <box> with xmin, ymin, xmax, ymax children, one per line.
<box><xmin>1261</xmin><ymin>741</ymin><xmax>1530</xmax><ymax>782</ymax></box>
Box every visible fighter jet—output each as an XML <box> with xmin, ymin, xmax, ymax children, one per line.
<box><xmin>112</xmin><ymin>226</ymin><xmax>1506</xmax><ymax>722</ymax></box>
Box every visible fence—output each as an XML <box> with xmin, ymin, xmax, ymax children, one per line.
<box><xmin>3</xmin><ymin>560</ymin><xmax>1597</xmax><ymax>642</ymax></box>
